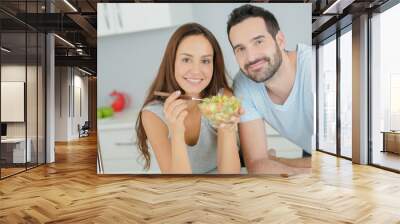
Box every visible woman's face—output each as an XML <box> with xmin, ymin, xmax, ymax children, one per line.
<box><xmin>174</xmin><ymin>34</ymin><xmax>214</xmax><ymax>97</ymax></box>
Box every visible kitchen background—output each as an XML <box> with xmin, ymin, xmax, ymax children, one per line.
<box><xmin>96</xmin><ymin>3</ymin><xmax>313</xmax><ymax>174</ymax></box>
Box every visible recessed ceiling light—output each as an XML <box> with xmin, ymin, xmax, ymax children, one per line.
<box><xmin>78</xmin><ymin>67</ymin><xmax>93</xmax><ymax>76</ymax></box>
<box><xmin>54</xmin><ymin>34</ymin><xmax>75</xmax><ymax>48</ymax></box>
<box><xmin>1</xmin><ymin>47</ymin><xmax>11</xmax><ymax>53</ymax></box>
<box><xmin>322</xmin><ymin>0</ymin><xmax>354</xmax><ymax>15</ymax></box>
<box><xmin>63</xmin><ymin>0</ymin><xmax>78</xmax><ymax>12</ymax></box>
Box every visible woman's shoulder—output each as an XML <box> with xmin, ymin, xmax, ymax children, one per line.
<box><xmin>142</xmin><ymin>100</ymin><xmax>166</xmax><ymax>122</ymax></box>
<box><xmin>143</xmin><ymin>100</ymin><xmax>164</xmax><ymax>111</ymax></box>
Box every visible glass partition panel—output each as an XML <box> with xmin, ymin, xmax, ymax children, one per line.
<box><xmin>318</xmin><ymin>37</ymin><xmax>337</xmax><ymax>155</ymax></box>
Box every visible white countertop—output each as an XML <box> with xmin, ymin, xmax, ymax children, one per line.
<box><xmin>98</xmin><ymin>108</ymin><xmax>140</xmax><ymax>131</ymax></box>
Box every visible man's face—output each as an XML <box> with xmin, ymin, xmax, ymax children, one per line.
<box><xmin>229</xmin><ymin>17</ymin><xmax>282</xmax><ymax>83</ymax></box>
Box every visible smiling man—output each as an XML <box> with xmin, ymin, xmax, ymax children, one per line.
<box><xmin>228</xmin><ymin>4</ymin><xmax>313</xmax><ymax>174</ymax></box>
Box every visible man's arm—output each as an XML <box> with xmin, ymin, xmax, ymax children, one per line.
<box><xmin>268</xmin><ymin>149</ymin><xmax>311</xmax><ymax>168</ymax></box>
<box><xmin>239</xmin><ymin>119</ymin><xmax>310</xmax><ymax>174</ymax></box>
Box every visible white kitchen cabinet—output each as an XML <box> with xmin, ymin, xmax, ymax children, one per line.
<box><xmin>97</xmin><ymin>109</ymin><xmax>160</xmax><ymax>174</ymax></box>
<box><xmin>97</xmin><ymin>3</ymin><xmax>193</xmax><ymax>37</ymax></box>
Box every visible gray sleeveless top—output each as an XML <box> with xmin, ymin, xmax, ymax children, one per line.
<box><xmin>143</xmin><ymin>100</ymin><xmax>218</xmax><ymax>174</ymax></box>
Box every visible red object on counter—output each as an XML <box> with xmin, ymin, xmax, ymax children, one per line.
<box><xmin>110</xmin><ymin>90</ymin><xmax>127</xmax><ymax>112</ymax></box>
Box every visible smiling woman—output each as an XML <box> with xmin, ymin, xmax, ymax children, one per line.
<box><xmin>135</xmin><ymin>23</ymin><xmax>241</xmax><ymax>174</ymax></box>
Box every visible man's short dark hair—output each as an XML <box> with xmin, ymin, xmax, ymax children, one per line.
<box><xmin>227</xmin><ymin>4</ymin><xmax>280</xmax><ymax>40</ymax></box>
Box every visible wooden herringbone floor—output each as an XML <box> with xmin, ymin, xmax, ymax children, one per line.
<box><xmin>1</xmin><ymin>135</ymin><xmax>400</xmax><ymax>224</ymax></box>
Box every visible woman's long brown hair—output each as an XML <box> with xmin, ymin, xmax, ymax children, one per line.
<box><xmin>136</xmin><ymin>23</ymin><xmax>232</xmax><ymax>170</ymax></box>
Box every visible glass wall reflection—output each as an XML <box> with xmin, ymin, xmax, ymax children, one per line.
<box><xmin>371</xmin><ymin>3</ymin><xmax>400</xmax><ymax>171</ymax></box>
<box><xmin>318</xmin><ymin>37</ymin><xmax>337</xmax><ymax>155</ymax></box>
<box><xmin>1</xmin><ymin>31</ymin><xmax>28</xmax><ymax>177</ymax></box>
<box><xmin>340</xmin><ymin>29</ymin><xmax>352</xmax><ymax>158</ymax></box>
<box><xmin>0</xmin><ymin>1</ymin><xmax>46</xmax><ymax>179</ymax></box>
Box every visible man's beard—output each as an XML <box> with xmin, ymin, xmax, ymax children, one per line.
<box><xmin>242</xmin><ymin>42</ymin><xmax>283</xmax><ymax>83</ymax></box>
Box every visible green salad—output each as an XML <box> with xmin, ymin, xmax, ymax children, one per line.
<box><xmin>198</xmin><ymin>95</ymin><xmax>241</xmax><ymax>127</ymax></box>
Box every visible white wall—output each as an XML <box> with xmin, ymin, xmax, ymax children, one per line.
<box><xmin>1</xmin><ymin>65</ymin><xmax>37</xmax><ymax>137</ymax></box>
<box><xmin>98</xmin><ymin>27</ymin><xmax>175</xmax><ymax>109</ymax></box>
<box><xmin>71</xmin><ymin>73</ymin><xmax>89</xmax><ymax>138</ymax></box>
<box><xmin>54</xmin><ymin>67</ymin><xmax>89</xmax><ymax>141</ymax></box>
<box><xmin>1</xmin><ymin>63</ymin><xmax>46</xmax><ymax>164</ymax></box>
<box><xmin>55</xmin><ymin>67</ymin><xmax>69</xmax><ymax>141</ymax></box>
<box><xmin>98</xmin><ymin>3</ymin><xmax>311</xmax><ymax>109</ymax></box>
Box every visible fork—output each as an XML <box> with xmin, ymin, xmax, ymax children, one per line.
<box><xmin>154</xmin><ymin>88</ymin><xmax>224</xmax><ymax>101</ymax></box>
<box><xmin>153</xmin><ymin>91</ymin><xmax>203</xmax><ymax>101</ymax></box>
